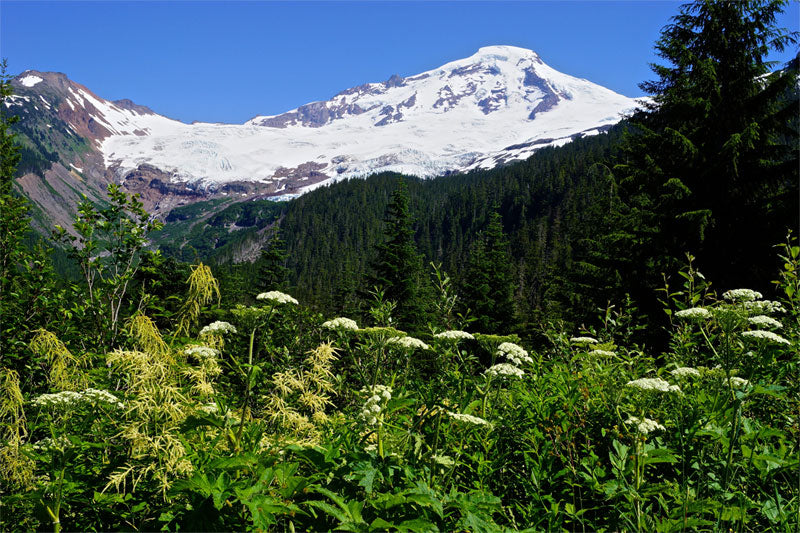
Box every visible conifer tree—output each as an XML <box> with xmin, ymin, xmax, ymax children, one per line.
<box><xmin>459</xmin><ymin>211</ymin><xmax>516</xmax><ymax>333</ymax></box>
<box><xmin>607</xmin><ymin>0</ymin><xmax>798</xmax><ymax>313</ymax></box>
<box><xmin>257</xmin><ymin>227</ymin><xmax>289</xmax><ymax>291</ymax></box>
<box><xmin>368</xmin><ymin>179</ymin><xmax>428</xmax><ymax>329</ymax></box>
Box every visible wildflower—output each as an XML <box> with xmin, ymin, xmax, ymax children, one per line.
<box><xmin>727</xmin><ymin>376</ymin><xmax>751</xmax><ymax>389</ymax></box>
<box><xmin>184</xmin><ymin>345</ymin><xmax>220</xmax><ymax>360</ymax></box>
<box><xmin>82</xmin><ymin>388</ymin><xmax>125</xmax><ymax>409</ymax></box>
<box><xmin>198</xmin><ymin>402</ymin><xmax>219</xmax><ymax>414</ymax></box>
<box><xmin>485</xmin><ymin>363</ymin><xmax>525</xmax><ymax>379</ymax></box>
<box><xmin>385</xmin><ymin>336</ymin><xmax>429</xmax><ymax>351</ymax></box>
<box><xmin>256</xmin><ymin>291</ymin><xmax>299</xmax><ymax>305</ymax></box>
<box><xmin>359</xmin><ymin>385</ymin><xmax>392</xmax><ymax>427</ymax></box>
<box><xmin>722</xmin><ymin>289</ymin><xmax>762</xmax><ymax>302</ymax></box>
<box><xmin>497</xmin><ymin>342</ymin><xmax>532</xmax><ymax>365</ymax></box>
<box><xmin>321</xmin><ymin>317</ymin><xmax>359</xmax><ymax>331</ymax></box>
<box><xmin>199</xmin><ymin>321</ymin><xmax>237</xmax><ymax>336</ymax></box>
<box><xmin>446</xmin><ymin>411</ymin><xmax>492</xmax><ymax>427</ymax></box>
<box><xmin>741</xmin><ymin>330</ymin><xmax>791</xmax><ymax>345</ymax></box>
<box><xmin>626</xmin><ymin>377</ymin><xmax>681</xmax><ymax>393</ymax></box>
<box><xmin>670</xmin><ymin>367</ymin><xmax>701</xmax><ymax>379</ymax></box>
<box><xmin>744</xmin><ymin>300</ymin><xmax>786</xmax><ymax>315</ymax></box>
<box><xmin>625</xmin><ymin>416</ymin><xmax>665</xmax><ymax>435</ymax></box>
<box><xmin>31</xmin><ymin>389</ymin><xmax>124</xmax><ymax>410</ymax></box>
<box><xmin>570</xmin><ymin>336</ymin><xmax>598</xmax><ymax>345</ymax></box>
<box><xmin>32</xmin><ymin>436</ymin><xmax>72</xmax><ymax>453</ymax></box>
<box><xmin>590</xmin><ymin>349</ymin><xmax>617</xmax><ymax>357</ymax></box>
<box><xmin>675</xmin><ymin>307</ymin><xmax>711</xmax><ymax>320</ymax></box>
<box><xmin>434</xmin><ymin>330</ymin><xmax>474</xmax><ymax>341</ymax></box>
<box><xmin>747</xmin><ymin>315</ymin><xmax>782</xmax><ymax>329</ymax></box>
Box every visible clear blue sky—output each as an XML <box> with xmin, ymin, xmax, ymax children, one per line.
<box><xmin>2</xmin><ymin>1</ymin><xmax>798</xmax><ymax>124</ymax></box>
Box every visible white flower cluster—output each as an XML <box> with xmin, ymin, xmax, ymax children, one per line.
<box><xmin>741</xmin><ymin>330</ymin><xmax>791</xmax><ymax>345</ymax></box>
<box><xmin>200</xmin><ymin>321</ymin><xmax>237</xmax><ymax>336</ymax></box>
<box><xmin>485</xmin><ymin>363</ymin><xmax>525</xmax><ymax>379</ymax></box>
<box><xmin>570</xmin><ymin>336</ymin><xmax>598</xmax><ymax>345</ymax></box>
<box><xmin>386</xmin><ymin>336</ymin><xmax>429</xmax><ymax>351</ymax></box>
<box><xmin>744</xmin><ymin>300</ymin><xmax>786</xmax><ymax>315</ymax></box>
<box><xmin>447</xmin><ymin>411</ymin><xmax>492</xmax><ymax>427</ymax></box>
<box><xmin>727</xmin><ymin>376</ymin><xmax>751</xmax><ymax>389</ymax></box>
<box><xmin>626</xmin><ymin>377</ymin><xmax>681</xmax><ymax>393</ymax></box>
<box><xmin>184</xmin><ymin>345</ymin><xmax>220</xmax><ymax>360</ymax></box>
<box><xmin>675</xmin><ymin>307</ymin><xmax>711</xmax><ymax>320</ymax></box>
<box><xmin>321</xmin><ymin>317</ymin><xmax>359</xmax><ymax>331</ymax></box>
<box><xmin>670</xmin><ymin>367</ymin><xmax>701</xmax><ymax>378</ymax></box>
<box><xmin>747</xmin><ymin>315</ymin><xmax>782</xmax><ymax>329</ymax></box>
<box><xmin>32</xmin><ymin>436</ymin><xmax>72</xmax><ymax>453</ymax></box>
<box><xmin>32</xmin><ymin>388</ymin><xmax>124</xmax><ymax>410</ymax></box>
<box><xmin>723</xmin><ymin>289</ymin><xmax>763</xmax><ymax>302</ymax></box>
<box><xmin>434</xmin><ymin>330</ymin><xmax>474</xmax><ymax>341</ymax></box>
<box><xmin>590</xmin><ymin>349</ymin><xmax>617</xmax><ymax>357</ymax></box>
<box><xmin>198</xmin><ymin>402</ymin><xmax>219</xmax><ymax>414</ymax></box>
<box><xmin>625</xmin><ymin>416</ymin><xmax>666</xmax><ymax>435</ymax></box>
<box><xmin>497</xmin><ymin>342</ymin><xmax>532</xmax><ymax>366</ymax></box>
<box><xmin>360</xmin><ymin>385</ymin><xmax>392</xmax><ymax>427</ymax></box>
<box><xmin>256</xmin><ymin>291</ymin><xmax>299</xmax><ymax>305</ymax></box>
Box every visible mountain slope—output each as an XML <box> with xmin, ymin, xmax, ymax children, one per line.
<box><xmin>103</xmin><ymin>45</ymin><xmax>640</xmax><ymax>191</ymax></box>
<box><xmin>8</xmin><ymin>46</ymin><xmax>641</xmax><ymax>232</ymax></box>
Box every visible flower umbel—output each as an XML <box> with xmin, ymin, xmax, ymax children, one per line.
<box><xmin>626</xmin><ymin>377</ymin><xmax>681</xmax><ymax>393</ymax></box>
<box><xmin>256</xmin><ymin>291</ymin><xmax>299</xmax><ymax>305</ymax></box>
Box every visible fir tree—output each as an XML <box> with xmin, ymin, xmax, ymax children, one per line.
<box><xmin>368</xmin><ymin>179</ymin><xmax>429</xmax><ymax>330</ymax></box>
<box><xmin>459</xmin><ymin>211</ymin><xmax>516</xmax><ymax>333</ymax></box>
<box><xmin>605</xmin><ymin>0</ymin><xmax>798</xmax><ymax>319</ymax></box>
<box><xmin>257</xmin><ymin>226</ymin><xmax>289</xmax><ymax>291</ymax></box>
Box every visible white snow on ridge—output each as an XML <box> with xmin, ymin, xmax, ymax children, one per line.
<box><xmin>20</xmin><ymin>75</ymin><xmax>43</xmax><ymax>87</ymax></box>
<box><xmin>97</xmin><ymin>46</ymin><xmax>641</xmax><ymax>190</ymax></box>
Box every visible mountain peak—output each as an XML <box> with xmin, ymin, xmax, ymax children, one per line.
<box><xmin>473</xmin><ymin>45</ymin><xmax>539</xmax><ymax>59</ymax></box>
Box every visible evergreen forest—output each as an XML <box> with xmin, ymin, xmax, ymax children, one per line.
<box><xmin>1</xmin><ymin>1</ymin><xmax>799</xmax><ymax>531</ymax></box>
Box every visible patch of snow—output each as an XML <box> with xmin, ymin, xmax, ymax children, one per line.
<box><xmin>69</xmin><ymin>164</ymin><xmax>83</xmax><ymax>172</ymax></box>
<box><xmin>19</xmin><ymin>75</ymin><xmax>43</xmax><ymax>87</ymax></box>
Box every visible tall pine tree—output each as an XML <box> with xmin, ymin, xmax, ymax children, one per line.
<box><xmin>604</xmin><ymin>0</ymin><xmax>798</xmax><ymax>317</ymax></box>
<box><xmin>257</xmin><ymin>226</ymin><xmax>289</xmax><ymax>291</ymax></box>
<box><xmin>368</xmin><ymin>179</ymin><xmax>429</xmax><ymax>330</ymax></box>
<box><xmin>459</xmin><ymin>210</ymin><xmax>516</xmax><ymax>333</ymax></box>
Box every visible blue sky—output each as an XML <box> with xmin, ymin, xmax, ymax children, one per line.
<box><xmin>2</xmin><ymin>1</ymin><xmax>798</xmax><ymax>124</ymax></box>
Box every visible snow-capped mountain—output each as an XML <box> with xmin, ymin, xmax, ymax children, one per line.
<box><xmin>101</xmin><ymin>46</ymin><xmax>639</xmax><ymax>192</ymax></box>
<box><xmin>8</xmin><ymin>46</ymin><xmax>640</xmax><ymax>228</ymax></box>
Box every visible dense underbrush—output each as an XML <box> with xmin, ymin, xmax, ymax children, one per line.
<box><xmin>1</xmin><ymin>242</ymin><xmax>798</xmax><ymax>532</ymax></box>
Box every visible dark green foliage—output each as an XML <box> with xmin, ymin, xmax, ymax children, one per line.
<box><xmin>458</xmin><ymin>210</ymin><xmax>516</xmax><ymax>333</ymax></box>
<box><xmin>601</xmin><ymin>0</ymin><xmax>799</xmax><ymax>326</ymax></box>
<box><xmin>368</xmin><ymin>179</ymin><xmax>430</xmax><ymax>330</ymax></box>
<box><xmin>257</xmin><ymin>226</ymin><xmax>289</xmax><ymax>292</ymax></box>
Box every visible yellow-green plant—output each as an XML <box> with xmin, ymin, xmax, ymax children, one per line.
<box><xmin>29</xmin><ymin>329</ymin><xmax>87</xmax><ymax>391</ymax></box>
<box><xmin>175</xmin><ymin>263</ymin><xmax>220</xmax><ymax>337</ymax></box>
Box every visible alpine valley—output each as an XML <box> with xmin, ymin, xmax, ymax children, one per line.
<box><xmin>8</xmin><ymin>45</ymin><xmax>639</xmax><ymax>234</ymax></box>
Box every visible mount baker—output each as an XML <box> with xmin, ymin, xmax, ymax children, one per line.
<box><xmin>8</xmin><ymin>45</ymin><xmax>641</xmax><ymax>229</ymax></box>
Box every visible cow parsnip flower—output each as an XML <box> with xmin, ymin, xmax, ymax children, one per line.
<box><xmin>741</xmin><ymin>330</ymin><xmax>790</xmax><ymax>345</ymax></box>
<box><xmin>675</xmin><ymin>307</ymin><xmax>711</xmax><ymax>320</ymax></box>
<box><xmin>199</xmin><ymin>321</ymin><xmax>237</xmax><ymax>336</ymax></box>
<box><xmin>626</xmin><ymin>377</ymin><xmax>681</xmax><ymax>393</ymax></box>
<box><xmin>321</xmin><ymin>317</ymin><xmax>359</xmax><ymax>331</ymax></box>
<box><xmin>256</xmin><ymin>291</ymin><xmax>299</xmax><ymax>305</ymax></box>
<box><xmin>497</xmin><ymin>342</ymin><xmax>532</xmax><ymax>365</ymax></box>
<box><xmin>747</xmin><ymin>316</ymin><xmax>783</xmax><ymax>329</ymax></box>
<box><xmin>434</xmin><ymin>330</ymin><xmax>474</xmax><ymax>341</ymax></box>
<box><xmin>570</xmin><ymin>336</ymin><xmax>598</xmax><ymax>345</ymax></box>
<box><xmin>670</xmin><ymin>367</ymin><xmax>701</xmax><ymax>379</ymax></box>
<box><xmin>723</xmin><ymin>289</ymin><xmax>763</xmax><ymax>302</ymax></box>
<box><xmin>386</xmin><ymin>336</ymin><xmax>429</xmax><ymax>351</ymax></box>
<box><xmin>625</xmin><ymin>416</ymin><xmax>665</xmax><ymax>434</ymax></box>
<box><xmin>485</xmin><ymin>363</ymin><xmax>525</xmax><ymax>379</ymax></box>
<box><xmin>447</xmin><ymin>411</ymin><xmax>492</xmax><ymax>427</ymax></box>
